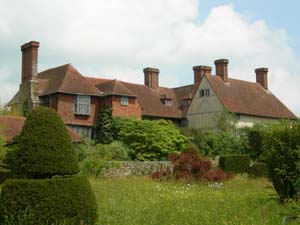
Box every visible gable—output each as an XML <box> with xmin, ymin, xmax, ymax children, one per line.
<box><xmin>186</xmin><ymin>76</ymin><xmax>225</xmax><ymax>128</ymax></box>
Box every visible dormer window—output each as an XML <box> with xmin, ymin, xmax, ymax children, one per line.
<box><xmin>200</xmin><ymin>89</ymin><xmax>210</xmax><ymax>97</ymax></box>
<box><xmin>160</xmin><ymin>94</ymin><xmax>172</xmax><ymax>106</ymax></box>
<box><xmin>120</xmin><ymin>96</ymin><xmax>128</xmax><ymax>106</ymax></box>
<box><xmin>74</xmin><ymin>95</ymin><xmax>90</xmax><ymax>115</ymax></box>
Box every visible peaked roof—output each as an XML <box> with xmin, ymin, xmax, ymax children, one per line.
<box><xmin>38</xmin><ymin>64</ymin><xmax>102</xmax><ymax>96</ymax></box>
<box><xmin>206</xmin><ymin>75</ymin><xmax>297</xmax><ymax>119</ymax></box>
<box><xmin>0</xmin><ymin>115</ymin><xmax>81</xmax><ymax>143</ymax></box>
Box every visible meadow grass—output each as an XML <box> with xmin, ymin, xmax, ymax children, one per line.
<box><xmin>91</xmin><ymin>175</ymin><xmax>298</xmax><ymax>225</ymax></box>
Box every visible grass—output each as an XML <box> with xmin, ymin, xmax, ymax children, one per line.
<box><xmin>91</xmin><ymin>175</ymin><xmax>298</xmax><ymax>225</ymax></box>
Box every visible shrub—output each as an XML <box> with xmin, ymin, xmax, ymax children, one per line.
<box><xmin>249</xmin><ymin>161</ymin><xmax>269</xmax><ymax>178</ymax></box>
<box><xmin>79</xmin><ymin>143</ymin><xmax>112</xmax><ymax>177</ymax></box>
<box><xmin>120</xmin><ymin>119</ymin><xmax>188</xmax><ymax>160</ymax></box>
<box><xmin>7</xmin><ymin>107</ymin><xmax>79</xmax><ymax>178</ymax></box>
<box><xmin>95</xmin><ymin>108</ymin><xmax>114</xmax><ymax>144</ymax></box>
<box><xmin>0</xmin><ymin>168</ymin><xmax>11</xmax><ymax>185</ymax></box>
<box><xmin>152</xmin><ymin>148</ymin><xmax>234</xmax><ymax>182</ymax></box>
<box><xmin>181</xmin><ymin>128</ymin><xmax>248</xmax><ymax>156</ymax></box>
<box><xmin>107</xmin><ymin>141</ymin><xmax>131</xmax><ymax>160</ymax></box>
<box><xmin>219</xmin><ymin>154</ymin><xmax>250</xmax><ymax>173</ymax></box>
<box><xmin>0</xmin><ymin>176</ymin><xmax>98</xmax><ymax>225</ymax></box>
<box><xmin>262</xmin><ymin>120</ymin><xmax>300</xmax><ymax>203</ymax></box>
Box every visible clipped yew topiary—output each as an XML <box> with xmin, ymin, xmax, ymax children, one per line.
<box><xmin>11</xmin><ymin>106</ymin><xmax>79</xmax><ymax>178</ymax></box>
<box><xmin>0</xmin><ymin>107</ymin><xmax>98</xmax><ymax>224</ymax></box>
<box><xmin>0</xmin><ymin>176</ymin><xmax>98</xmax><ymax>225</ymax></box>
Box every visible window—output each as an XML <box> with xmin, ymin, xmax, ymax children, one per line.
<box><xmin>165</xmin><ymin>99</ymin><xmax>172</xmax><ymax>106</ymax></box>
<box><xmin>200</xmin><ymin>89</ymin><xmax>210</xmax><ymax>97</ymax></box>
<box><xmin>120</xmin><ymin>96</ymin><xmax>128</xmax><ymax>106</ymax></box>
<box><xmin>74</xmin><ymin>95</ymin><xmax>90</xmax><ymax>115</ymax></box>
<box><xmin>205</xmin><ymin>89</ymin><xmax>210</xmax><ymax>96</ymax></box>
<box><xmin>68</xmin><ymin>125</ymin><xmax>92</xmax><ymax>138</ymax></box>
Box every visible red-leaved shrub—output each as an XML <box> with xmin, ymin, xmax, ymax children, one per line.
<box><xmin>152</xmin><ymin>148</ymin><xmax>234</xmax><ymax>182</ymax></box>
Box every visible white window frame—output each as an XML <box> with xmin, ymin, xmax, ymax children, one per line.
<box><xmin>74</xmin><ymin>95</ymin><xmax>91</xmax><ymax>115</ymax></box>
<box><xmin>165</xmin><ymin>99</ymin><xmax>172</xmax><ymax>106</ymax></box>
<box><xmin>120</xmin><ymin>96</ymin><xmax>128</xmax><ymax>106</ymax></box>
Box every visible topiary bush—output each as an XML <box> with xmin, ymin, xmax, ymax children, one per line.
<box><xmin>8</xmin><ymin>107</ymin><xmax>79</xmax><ymax>178</ymax></box>
<box><xmin>219</xmin><ymin>154</ymin><xmax>250</xmax><ymax>173</ymax></box>
<box><xmin>249</xmin><ymin>161</ymin><xmax>269</xmax><ymax>178</ymax></box>
<box><xmin>0</xmin><ymin>176</ymin><xmax>98</xmax><ymax>225</ymax></box>
<box><xmin>1</xmin><ymin>107</ymin><xmax>98</xmax><ymax>224</ymax></box>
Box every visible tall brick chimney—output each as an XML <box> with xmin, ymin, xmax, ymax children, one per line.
<box><xmin>144</xmin><ymin>67</ymin><xmax>159</xmax><ymax>89</ymax></box>
<box><xmin>21</xmin><ymin>41</ymin><xmax>39</xmax><ymax>83</ymax></box>
<box><xmin>215</xmin><ymin>59</ymin><xmax>229</xmax><ymax>82</ymax></box>
<box><xmin>193</xmin><ymin>66</ymin><xmax>212</xmax><ymax>83</ymax></box>
<box><xmin>255</xmin><ymin>68</ymin><xmax>268</xmax><ymax>89</ymax></box>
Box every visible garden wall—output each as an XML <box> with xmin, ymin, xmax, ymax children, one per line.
<box><xmin>102</xmin><ymin>161</ymin><xmax>172</xmax><ymax>177</ymax></box>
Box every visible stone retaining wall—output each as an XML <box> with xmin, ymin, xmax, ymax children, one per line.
<box><xmin>101</xmin><ymin>161</ymin><xmax>173</xmax><ymax>177</ymax></box>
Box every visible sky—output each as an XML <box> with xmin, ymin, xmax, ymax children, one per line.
<box><xmin>0</xmin><ymin>0</ymin><xmax>299</xmax><ymax>116</ymax></box>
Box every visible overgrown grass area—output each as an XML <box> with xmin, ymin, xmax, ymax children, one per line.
<box><xmin>91</xmin><ymin>176</ymin><xmax>298</xmax><ymax>225</ymax></box>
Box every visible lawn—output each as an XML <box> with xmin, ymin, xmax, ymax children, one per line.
<box><xmin>91</xmin><ymin>175</ymin><xmax>298</xmax><ymax>225</ymax></box>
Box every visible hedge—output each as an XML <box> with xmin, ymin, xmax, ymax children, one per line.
<box><xmin>0</xmin><ymin>168</ymin><xmax>11</xmax><ymax>185</ymax></box>
<box><xmin>219</xmin><ymin>154</ymin><xmax>250</xmax><ymax>173</ymax></box>
<box><xmin>248</xmin><ymin>161</ymin><xmax>269</xmax><ymax>178</ymax></box>
<box><xmin>0</xmin><ymin>176</ymin><xmax>98</xmax><ymax>225</ymax></box>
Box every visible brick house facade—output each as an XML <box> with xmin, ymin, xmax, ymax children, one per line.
<box><xmin>9</xmin><ymin>41</ymin><xmax>297</xmax><ymax>137</ymax></box>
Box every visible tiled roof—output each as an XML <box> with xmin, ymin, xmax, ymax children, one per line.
<box><xmin>37</xmin><ymin>65</ymin><xmax>296</xmax><ymax>120</ymax></box>
<box><xmin>206</xmin><ymin>75</ymin><xmax>297</xmax><ymax>119</ymax></box>
<box><xmin>38</xmin><ymin>64</ymin><xmax>102</xmax><ymax>96</ymax></box>
<box><xmin>0</xmin><ymin>115</ymin><xmax>81</xmax><ymax>143</ymax></box>
<box><xmin>96</xmin><ymin>80</ymin><xmax>136</xmax><ymax>97</ymax></box>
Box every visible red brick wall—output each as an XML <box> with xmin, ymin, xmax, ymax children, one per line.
<box><xmin>111</xmin><ymin>96</ymin><xmax>142</xmax><ymax>119</ymax></box>
<box><xmin>56</xmin><ymin>93</ymin><xmax>100</xmax><ymax>126</ymax></box>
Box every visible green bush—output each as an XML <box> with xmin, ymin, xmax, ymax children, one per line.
<box><xmin>182</xmin><ymin>129</ymin><xmax>248</xmax><ymax>156</ymax></box>
<box><xmin>7</xmin><ymin>107</ymin><xmax>79</xmax><ymax>178</ymax></box>
<box><xmin>119</xmin><ymin>119</ymin><xmax>188</xmax><ymax>161</ymax></box>
<box><xmin>262</xmin><ymin>120</ymin><xmax>300</xmax><ymax>202</ymax></box>
<box><xmin>107</xmin><ymin>141</ymin><xmax>130</xmax><ymax>160</ymax></box>
<box><xmin>0</xmin><ymin>168</ymin><xmax>11</xmax><ymax>184</ymax></box>
<box><xmin>95</xmin><ymin>108</ymin><xmax>114</xmax><ymax>144</ymax></box>
<box><xmin>78</xmin><ymin>142</ymin><xmax>112</xmax><ymax>177</ymax></box>
<box><xmin>0</xmin><ymin>176</ymin><xmax>98</xmax><ymax>225</ymax></box>
<box><xmin>249</xmin><ymin>161</ymin><xmax>269</xmax><ymax>178</ymax></box>
<box><xmin>219</xmin><ymin>154</ymin><xmax>250</xmax><ymax>173</ymax></box>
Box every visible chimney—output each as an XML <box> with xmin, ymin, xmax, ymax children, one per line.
<box><xmin>143</xmin><ymin>67</ymin><xmax>159</xmax><ymax>89</ymax></box>
<box><xmin>21</xmin><ymin>41</ymin><xmax>40</xmax><ymax>83</ymax></box>
<box><xmin>214</xmin><ymin>59</ymin><xmax>229</xmax><ymax>82</ymax></box>
<box><xmin>193</xmin><ymin>66</ymin><xmax>212</xmax><ymax>83</ymax></box>
<box><xmin>255</xmin><ymin>68</ymin><xmax>268</xmax><ymax>89</ymax></box>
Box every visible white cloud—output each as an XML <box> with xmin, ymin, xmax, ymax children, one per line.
<box><xmin>0</xmin><ymin>1</ymin><xmax>299</xmax><ymax>115</ymax></box>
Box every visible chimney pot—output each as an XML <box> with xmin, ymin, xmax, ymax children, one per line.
<box><xmin>193</xmin><ymin>65</ymin><xmax>212</xmax><ymax>83</ymax></box>
<box><xmin>255</xmin><ymin>67</ymin><xmax>269</xmax><ymax>89</ymax></box>
<box><xmin>214</xmin><ymin>59</ymin><xmax>229</xmax><ymax>82</ymax></box>
<box><xmin>143</xmin><ymin>67</ymin><xmax>159</xmax><ymax>89</ymax></box>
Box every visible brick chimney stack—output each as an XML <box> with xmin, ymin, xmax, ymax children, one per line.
<box><xmin>21</xmin><ymin>41</ymin><xmax>39</xmax><ymax>83</ymax></box>
<box><xmin>144</xmin><ymin>67</ymin><xmax>159</xmax><ymax>89</ymax></box>
<box><xmin>193</xmin><ymin>65</ymin><xmax>212</xmax><ymax>83</ymax></box>
<box><xmin>255</xmin><ymin>68</ymin><xmax>268</xmax><ymax>89</ymax></box>
<box><xmin>215</xmin><ymin>59</ymin><xmax>229</xmax><ymax>82</ymax></box>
